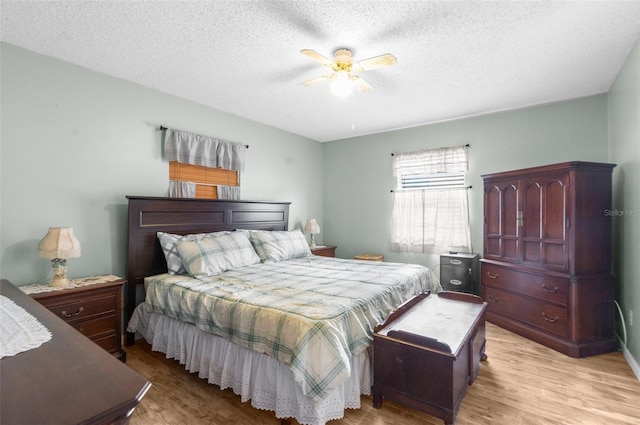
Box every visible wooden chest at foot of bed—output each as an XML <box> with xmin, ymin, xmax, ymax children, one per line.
<box><xmin>372</xmin><ymin>291</ymin><xmax>487</xmax><ymax>425</ymax></box>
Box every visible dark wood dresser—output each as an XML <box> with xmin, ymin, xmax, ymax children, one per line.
<box><xmin>0</xmin><ymin>279</ymin><xmax>150</xmax><ymax>425</ymax></box>
<box><xmin>373</xmin><ymin>292</ymin><xmax>487</xmax><ymax>425</ymax></box>
<box><xmin>481</xmin><ymin>161</ymin><xmax>617</xmax><ymax>357</ymax></box>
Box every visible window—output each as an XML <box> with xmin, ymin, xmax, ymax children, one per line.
<box><xmin>398</xmin><ymin>170</ymin><xmax>465</xmax><ymax>190</ymax></box>
<box><xmin>162</xmin><ymin>127</ymin><xmax>246</xmax><ymax>200</ymax></box>
<box><xmin>169</xmin><ymin>161</ymin><xmax>238</xmax><ymax>199</ymax></box>
<box><xmin>391</xmin><ymin>145</ymin><xmax>471</xmax><ymax>254</ymax></box>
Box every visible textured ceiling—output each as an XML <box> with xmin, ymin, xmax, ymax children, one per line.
<box><xmin>1</xmin><ymin>1</ymin><xmax>640</xmax><ymax>142</ymax></box>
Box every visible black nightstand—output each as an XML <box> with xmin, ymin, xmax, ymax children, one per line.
<box><xmin>439</xmin><ymin>252</ymin><xmax>480</xmax><ymax>295</ymax></box>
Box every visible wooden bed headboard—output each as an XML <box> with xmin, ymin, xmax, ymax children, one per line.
<box><xmin>125</xmin><ymin>196</ymin><xmax>290</xmax><ymax>344</ymax></box>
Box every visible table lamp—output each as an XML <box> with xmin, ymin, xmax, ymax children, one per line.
<box><xmin>38</xmin><ymin>227</ymin><xmax>81</xmax><ymax>287</ymax></box>
<box><xmin>304</xmin><ymin>219</ymin><xmax>320</xmax><ymax>249</ymax></box>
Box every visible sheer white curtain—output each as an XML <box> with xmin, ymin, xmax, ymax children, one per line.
<box><xmin>391</xmin><ymin>145</ymin><xmax>471</xmax><ymax>254</ymax></box>
<box><xmin>392</xmin><ymin>145</ymin><xmax>467</xmax><ymax>176</ymax></box>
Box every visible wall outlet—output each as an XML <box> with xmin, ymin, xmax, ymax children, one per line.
<box><xmin>628</xmin><ymin>309</ymin><xmax>634</xmax><ymax>327</ymax></box>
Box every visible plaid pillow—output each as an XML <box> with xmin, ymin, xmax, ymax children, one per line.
<box><xmin>249</xmin><ymin>229</ymin><xmax>312</xmax><ymax>263</ymax></box>
<box><xmin>176</xmin><ymin>231</ymin><xmax>260</xmax><ymax>277</ymax></box>
<box><xmin>157</xmin><ymin>231</ymin><xmax>232</xmax><ymax>274</ymax></box>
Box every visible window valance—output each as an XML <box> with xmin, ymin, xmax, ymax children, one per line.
<box><xmin>163</xmin><ymin>128</ymin><xmax>246</xmax><ymax>172</ymax></box>
<box><xmin>392</xmin><ymin>145</ymin><xmax>467</xmax><ymax>177</ymax></box>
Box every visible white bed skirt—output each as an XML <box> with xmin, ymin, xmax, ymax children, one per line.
<box><xmin>128</xmin><ymin>303</ymin><xmax>372</xmax><ymax>425</ymax></box>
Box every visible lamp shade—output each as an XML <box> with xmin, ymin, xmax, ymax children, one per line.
<box><xmin>304</xmin><ymin>219</ymin><xmax>320</xmax><ymax>235</ymax></box>
<box><xmin>38</xmin><ymin>227</ymin><xmax>81</xmax><ymax>259</ymax></box>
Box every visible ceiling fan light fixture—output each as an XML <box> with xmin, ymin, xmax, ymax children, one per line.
<box><xmin>300</xmin><ymin>47</ymin><xmax>395</xmax><ymax>96</ymax></box>
<box><xmin>330</xmin><ymin>70</ymin><xmax>353</xmax><ymax>97</ymax></box>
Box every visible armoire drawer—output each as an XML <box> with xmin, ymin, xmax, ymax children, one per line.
<box><xmin>483</xmin><ymin>286</ymin><xmax>568</xmax><ymax>338</ymax></box>
<box><xmin>70</xmin><ymin>314</ymin><xmax>118</xmax><ymax>340</ymax></box>
<box><xmin>481</xmin><ymin>263</ymin><xmax>569</xmax><ymax>306</ymax></box>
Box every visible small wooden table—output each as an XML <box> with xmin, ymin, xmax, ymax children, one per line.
<box><xmin>354</xmin><ymin>254</ymin><xmax>384</xmax><ymax>261</ymax></box>
<box><xmin>0</xmin><ymin>279</ymin><xmax>150</xmax><ymax>425</ymax></box>
<box><xmin>373</xmin><ymin>291</ymin><xmax>487</xmax><ymax>425</ymax></box>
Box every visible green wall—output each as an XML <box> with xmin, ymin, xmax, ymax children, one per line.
<box><xmin>609</xmin><ymin>37</ymin><xmax>640</xmax><ymax>370</ymax></box>
<box><xmin>0</xmin><ymin>43</ymin><xmax>323</xmax><ymax>285</ymax></box>
<box><xmin>1</xmin><ymin>37</ymin><xmax>638</xmax><ymax>372</ymax></box>
<box><xmin>321</xmin><ymin>38</ymin><xmax>639</xmax><ymax>370</ymax></box>
<box><xmin>322</xmin><ymin>95</ymin><xmax>609</xmax><ymax>268</ymax></box>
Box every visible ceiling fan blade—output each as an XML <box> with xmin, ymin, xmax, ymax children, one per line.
<box><xmin>352</xmin><ymin>76</ymin><xmax>374</xmax><ymax>93</ymax></box>
<box><xmin>300</xmin><ymin>49</ymin><xmax>335</xmax><ymax>67</ymax></box>
<box><xmin>355</xmin><ymin>53</ymin><xmax>397</xmax><ymax>71</ymax></box>
<box><xmin>299</xmin><ymin>74</ymin><xmax>335</xmax><ymax>86</ymax></box>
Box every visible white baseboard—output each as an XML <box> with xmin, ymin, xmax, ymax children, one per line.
<box><xmin>623</xmin><ymin>345</ymin><xmax>640</xmax><ymax>382</ymax></box>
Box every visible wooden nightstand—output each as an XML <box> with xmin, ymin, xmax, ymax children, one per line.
<box><xmin>311</xmin><ymin>245</ymin><xmax>337</xmax><ymax>257</ymax></box>
<box><xmin>21</xmin><ymin>275</ymin><xmax>127</xmax><ymax>362</ymax></box>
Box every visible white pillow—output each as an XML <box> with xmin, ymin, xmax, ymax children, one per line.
<box><xmin>176</xmin><ymin>231</ymin><xmax>260</xmax><ymax>277</ymax></box>
<box><xmin>249</xmin><ymin>229</ymin><xmax>311</xmax><ymax>263</ymax></box>
<box><xmin>157</xmin><ymin>231</ymin><xmax>231</xmax><ymax>274</ymax></box>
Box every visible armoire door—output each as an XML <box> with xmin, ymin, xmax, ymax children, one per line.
<box><xmin>484</xmin><ymin>180</ymin><xmax>519</xmax><ymax>262</ymax></box>
<box><xmin>521</xmin><ymin>173</ymin><xmax>569</xmax><ymax>271</ymax></box>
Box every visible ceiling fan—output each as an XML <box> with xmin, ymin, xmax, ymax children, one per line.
<box><xmin>299</xmin><ymin>48</ymin><xmax>397</xmax><ymax>97</ymax></box>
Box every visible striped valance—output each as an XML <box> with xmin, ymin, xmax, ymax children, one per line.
<box><xmin>163</xmin><ymin>128</ymin><xmax>246</xmax><ymax>172</ymax></box>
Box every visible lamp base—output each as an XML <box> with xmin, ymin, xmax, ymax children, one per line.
<box><xmin>50</xmin><ymin>258</ymin><xmax>71</xmax><ymax>287</ymax></box>
<box><xmin>50</xmin><ymin>276</ymin><xmax>71</xmax><ymax>287</ymax></box>
<box><xmin>309</xmin><ymin>234</ymin><xmax>317</xmax><ymax>249</ymax></box>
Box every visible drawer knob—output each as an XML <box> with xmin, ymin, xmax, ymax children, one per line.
<box><xmin>487</xmin><ymin>295</ymin><xmax>499</xmax><ymax>303</ymax></box>
<box><xmin>541</xmin><ymin>284</ymin><xmax>559</xmax><ymax>293</ymax></box>
<box><xmin>449</xmin><ymin>259</ymin><xmax>462</xmax><ymax>265</ymax></box>
<box><xmin>487</xmin><ymin>272</ymin><xmax>499</xmax><ymax>279</ymax></box>
<box><xmin>542</xmin><ymin>312</ymin><xmax>559</xmax><ymax>323</ymax></box>
<box><xmin>449</xmin><ymin>279</ymin><xmax>463</xmax><ymax>286</ymax></box>
<box><xmin>61</xmin><ymin>307</ymin><xmax>84</xmax><ymax>318</ymax></box>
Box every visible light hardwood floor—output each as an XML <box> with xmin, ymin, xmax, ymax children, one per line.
<box><xmin>126</xmin><ymin>323</ymin><xmax>640</xmax><ymax>425</ymax></box>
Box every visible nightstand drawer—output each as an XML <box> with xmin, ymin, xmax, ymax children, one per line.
<box><xmin>70</xmin><ymin>314</ymin><xmax>117</xmax><ymax>339</ymax></box>
<box><xmin>440</xmin><ymin>264</ymin><xmax>474</xmax><ymax>292</ymax></box>
<box><xmin>43</xmin><ymin>293</ymin><xmax>117</xmax><ymax>322</ymax></box>
<box><xmin>93</xmin><ymin>332</ymin><xmax>119</xmax><ymax>353</ymax></box>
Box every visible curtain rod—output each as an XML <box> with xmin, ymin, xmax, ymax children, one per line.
<box><xmin>160</xmin><ymin>126</ymin><xmax>249</xmax><ymax>149</ymax></box>
<box><xmin>391</xmin><ymin>143</ymin><xmax>470</xmax><ymax>156</ymax></box>
<box><xmin>390</xmin><ymin>186</ymin><xmax>472</xmax><ymax>192</ymax></box>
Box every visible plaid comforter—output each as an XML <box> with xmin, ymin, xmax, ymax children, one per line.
<box><xmin>143</xmin><ymin>256</ymin><xmax>437</xmax><ymax>404</ymax></box>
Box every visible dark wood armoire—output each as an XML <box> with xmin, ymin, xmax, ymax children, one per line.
<box><xmin>481</xmin><ymin>161</ymin><xmax>618</xmax><ymax>357</ymax></box>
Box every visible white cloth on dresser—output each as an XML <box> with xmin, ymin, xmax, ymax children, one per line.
<box><xmin>0</xmin><ymin>295</ymin><xmax>52</xmax><ymax>358</ymax></box>
<box><xmin>19</xmin><ymin>274</ymin><xmax>122</xmax><ymax>295</ymax></box>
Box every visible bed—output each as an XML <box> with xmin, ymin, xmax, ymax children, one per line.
<box><xmin>125</xmin><ymin>196</ymin><xmax>439</xmax><ymax>425</ymax></box>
